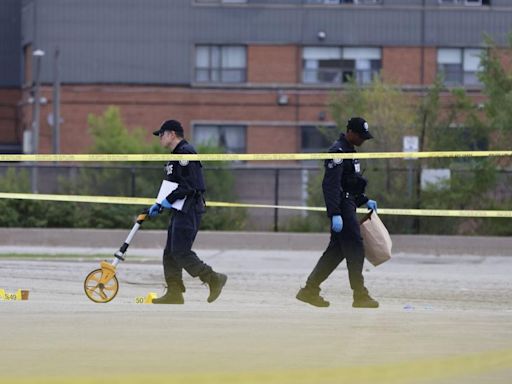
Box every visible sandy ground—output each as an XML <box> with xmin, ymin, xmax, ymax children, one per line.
<box><xmin>0</xmin><ymin>249</ymin><xmax>511</xmax><ymax>384</ymax></box>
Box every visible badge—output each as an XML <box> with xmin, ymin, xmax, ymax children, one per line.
<box><xmin>333</xmin><ymin>158</ymin><xmax>342</xmax><ymax>165</ymax></box>
<box><xmin>354</xmin><ymin>162</ymin><xmax>361</xmax><ymax>173</ymax></box>
<box><xmin>179</xmin><ymin>160</ymin><xmax>189</xmax><ymax>166</ymax></box>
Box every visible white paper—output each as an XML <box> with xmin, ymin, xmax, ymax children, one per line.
<box><xmin>156</xmin><ymin>180</ymin><xmax>186</xmax><ymax>211</ymax></box>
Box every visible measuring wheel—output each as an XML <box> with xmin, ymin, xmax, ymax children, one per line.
<box><xmin>82</xmin><ymin>209</ymin><xmax>149</xmax><ymax>303</ymax></box>
<box><xmin>84</xmin><ymin>268</ymin><xmax>119</xmax><ymax>303</ymax></box>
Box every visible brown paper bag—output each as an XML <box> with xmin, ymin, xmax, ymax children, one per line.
<box><xmin>360</xmin><ymin>211</ymin><xmax>392</xmax><ymax>267</ymax></box>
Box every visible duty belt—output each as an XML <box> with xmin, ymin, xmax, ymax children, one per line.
<box><xmin>344</xmin><ymin>192</ymin><xmax>359</xmax><ymax>199</ymax></box>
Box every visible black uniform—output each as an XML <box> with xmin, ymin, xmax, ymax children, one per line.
<box><xmin>162</xmin><ymin>139</ymin><xmax>212</xmax><ymax>286</ymax></box>
<box><xmin>306</xmin><ymin>133</ymin><xmax>369</xmax><ymax>292</ymax></box>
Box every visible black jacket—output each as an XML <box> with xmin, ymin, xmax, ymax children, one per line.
<box><xmin>322</xmin><ymin>133</ymin><xmax>369</xmax><ymax>217</ymax></box>
<box><xmin>164</xmin><ymin>140</ymin><xmax>206</xmax><ymax>205</ymax></box>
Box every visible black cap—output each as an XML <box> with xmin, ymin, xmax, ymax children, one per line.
<box><xmin>347</xmin><ymin>117</ymin><xmax>373</xmax><ymax>140</ymax></box>
<box><xmin>153</xmin><ymin>120</ymin><xmax>184</xmax><ymax>137</ymax></box>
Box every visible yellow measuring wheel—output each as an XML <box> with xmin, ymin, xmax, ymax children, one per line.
<box><xmin>84</xmin><ymin>262</ymin><xmax>120</xmax><ymax>303</ymax></box>
<box><xmin>83</xmin><ymin>209</ymin><xmax>149</xmax><ymax>303</ymax></box>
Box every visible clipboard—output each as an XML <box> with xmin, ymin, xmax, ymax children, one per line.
<box><xmin>156</xmin><ymin>180</ymin><xmax>186</xmax><ymax>211</ymax></box>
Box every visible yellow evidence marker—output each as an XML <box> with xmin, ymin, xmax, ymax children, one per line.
<box><xmin>0</xmin><ymin>289</ymin><xmax>28</xmax><ymax>301</ymax></box>
<box><xmin>134</xmin><ymin>292</ymin><xmax>157</xmax><ymax>304</ymax></box>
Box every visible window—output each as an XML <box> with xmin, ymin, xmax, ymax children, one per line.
<box><xmin>305</xmin><ymin>0</ymin><xmax>382</xmax><ymax>4</ymax></box>
<box><xmin>196</xmin><ymin>0</ymin><xmax>247</xmax><ymax>3</ymax></box>
<box><xmin>303</xmin><ymin>47</ymin><xmax>381</xmax><ymax>85</ymax></box>
<box><xmin>437</xmin><ymin>48</ymin><xmax>483</xmax><ymax>86</ymax></box>
<box><xmin>438</xmin><ymin>0</ymin><xmax>490</xmax><ymax>5</ymax></box>
<box><xmin>195</xmin><ymin>45</ymin><xmax>247</xmax><ymax>83</ymax></box>
<box><xmin>301</xmin><ymin>125</ymin><xmax>336</xmax><ymax>153</ymax></box>
<box><xmin>462</xmin><ymin>49</ymin><xmax>483</xmax><ymax>85</ymax></box>
<box><xmin>193</xmin><ymin>124</ymin><xmax>246</xmax><ymax>153</ymax></box>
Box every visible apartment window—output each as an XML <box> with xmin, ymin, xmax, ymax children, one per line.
<box><xmin>437</xmin><ymin>48</ymin><xmax>483</xmax><ymax>86</ymax></box>
<box><xmin>196</xmin><ymin>0</ymin><xmax>247</xmax><ymax>3</ymax></box>
<box><xmin>438</xmin><ymin>0</ymin><xmax>490</xmax><ymax>5</ymax></box>
<box><xmin>194</xmin><ymin>124</ymin><xmax>246</xmax><ymax>153</ymax></box>
<box><xmin>301</xmin><ymin>125</ymin><xmax>336</xmax><ymax>153</ymax></box>
<box><xmin>305</xmin><ymin>0</ymin><xmax>382</xmax><ymax>4</ymax></box>
<box><xmin>195</xmin><ymin>45</ymin><xmax>246</xmax><ymax>83</ymax></box>
<box><xmin>303</xmin><ymin>47</ymin><xmax>381</xmax><ymax>85</ymax></box>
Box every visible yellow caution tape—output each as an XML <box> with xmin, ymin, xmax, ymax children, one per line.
<box><xmin>0</xmin><ymin>192</ymin><xmax>511</xmax><ymax>218</ymax></box>
<box><xmin>0</xmin><ymin>150</ymin><xmax>511</xmax><ymax>162</ymax></box>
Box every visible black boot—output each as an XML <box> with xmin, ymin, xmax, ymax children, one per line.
<box><xmin>201</xmin><ymin>271</ymin><xmax>227</xmax><ymax>303</ymax></box>
<box><xmin>352</xmin><ymin>288</ymin><xmax>379</xmax><ymax>308</ymax></box>
<box><xmin>152</xmin><ymin>282</ymin><xmax>185</xmax><ymax>304</ymax></box>
<box><xmin>296</xmin><ymin>285</ymin><xmax>330</xmax><ymax>307</ymax></box>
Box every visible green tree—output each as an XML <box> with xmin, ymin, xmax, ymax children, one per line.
<box><xmin>75</xmin><ymin>106</ymin><xmax>246</xmax><ymax>230</ymax></box>
<box><xmin>479</xmin><ymin>33</ymin><xmax>512</xmax><ymax>149</ymax></box>
<box><xmin>413</xmin><ymin>39</ymin><xmax>512</xmax><ymax>234</ymax></box>
<box><xmin>197</xmin><ymin>144</ymin><xmax>247</xmax><ymax>231</ymax></box>
<box><xmin>289</xmin><ymin>43</ymin><xmax>512</xmax><ymax>235</ymax></box>
<box><xmin>58</xmin><ymin>106</ymin><xmax>167</xmax><ymax>229</ymax></box>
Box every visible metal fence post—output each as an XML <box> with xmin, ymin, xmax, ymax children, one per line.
<box><xmin>131</xmin><ymin>167</ymin><xmax>136</xmax><ymax>197</ymax></box>
<box><xmin>274</xmin><ymin>168</ymin><xmax>280</xmax><ymax>232</ymax></box>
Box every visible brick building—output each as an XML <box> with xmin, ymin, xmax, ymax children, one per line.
<box><xmin>1</xmin><ymin>0</ymin><xmax>511</xmax><ymax>156</ymax></box>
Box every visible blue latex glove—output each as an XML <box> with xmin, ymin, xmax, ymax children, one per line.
<box><xmin>148</xmin><ymin>199</ymin><xmax>173</xmax><ymax>218</ymax></box>
<box><xmin>331</xmin><ymin>215</ymin><xmax>343</xmax><ymax>233</ymax></box>
<box><xmin>160</xmin><ymin>199</ymin><xmax>173</xmax><ymax>210</ymax></box>
<box><xmin>367</xmin><ymin>199</ymin><xmax>377</xmax><ymax>213</ymax></box>
<box><xmin>148</xmin><ymin>203</ymin><xmax>162</xmax><ymax>218</ymax></box>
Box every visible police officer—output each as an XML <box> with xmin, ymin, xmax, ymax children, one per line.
<box><xmin>149</xmin><ymin>120</ymin><xmax>227</xmax><ymax>304</ymax></box>
<box><xmin>296</xmin><ymin>117</ymin><xmax>379</xmax><ymax>309</ymax></box>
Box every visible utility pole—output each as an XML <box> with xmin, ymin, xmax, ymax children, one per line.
<box><xmin>52</xmin><ymin>47</ymin><xmax>61</xmax><ymax>154</ymax></box>
<box><xmin>31</xmin><ymin>49</ymin><xmax>45</xmax><ymax>193</ymax></box>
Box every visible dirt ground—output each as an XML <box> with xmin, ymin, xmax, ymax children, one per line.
<box><xmin>0</xmin><ymin>249</ymin><xmax>511</xmax><ymax>384</ymax></box>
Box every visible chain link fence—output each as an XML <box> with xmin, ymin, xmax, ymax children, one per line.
<box><xmin>0</xmin><ymin>161</ymin><xmax>511</xmax><ymax>234</ymax></box>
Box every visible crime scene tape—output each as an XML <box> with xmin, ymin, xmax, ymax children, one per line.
<box><xmin>0</xmin><ymin>150</ymin><xmax>511</xmax><ymax>162</ymax></box>
<box><xmin>0</xmin><ymin>192</ymin><xmax>511</xmax><ymax>218</ymax></box>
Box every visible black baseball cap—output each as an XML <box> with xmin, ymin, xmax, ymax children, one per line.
<box><xmin>347</xmin><ymin>117</ymin><xmax>373</xmax><ymax>140</ymax></box>
<box><xmin>153</xmin><ymin>119</ymin><xmax>184</xmax><ymax>137</ymax></box>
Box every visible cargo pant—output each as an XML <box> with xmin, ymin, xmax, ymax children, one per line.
<box><xmin>306</xmin><ymin>197</ymin><xmax>365</xmax><ymax>292</ymax></box>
